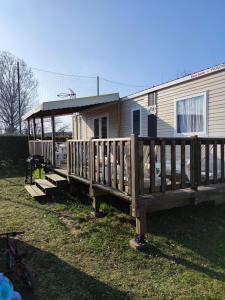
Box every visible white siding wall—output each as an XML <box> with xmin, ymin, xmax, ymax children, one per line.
<box><xmin>157</xmin><ymin>70</ymin><xmax>225</xmax><ymax>137</ymax></box>
<box><xmin>72</xmin><ymin>102</ymin><xmax>119</xmax><ymax>139</ymax></box>
<box><xmin>72</xmin><ymin>69</ymin><xmax>225</xmax><ymax>139</ymax></box>
<box><xmin>120</xmin><ymin>95</ymin><xmax>149</xmax><ymax>137</ymax></box>
<box><xmin>120</xmin><ymin>69</ymin><xmax>225</xmax><ymax>138</ymax></box>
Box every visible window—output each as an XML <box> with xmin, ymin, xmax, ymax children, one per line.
<box><xmin>94</xmin><ymin>118</ymin><xmax>99</xmax><ymax>138</ymax></box>
<box><xmin>132</xmin><ymin>109</ymin><xmax>140</xmax><ymax>135</ymax></box>
<box><xmin>175</xmin><ymin>92</ymin><xmax>207</xmax><ymax>135</ymax></box>
<box><xmin>94</xmin><ymin>116</ymin><xmax>108</xmax><ymax>138</ymax></box>
<box><xmin>101</xmin><ymin>117</ymin><xmax>107</xmax><ymax>138</ymax></box>
<box><xmin>148</xmin><ymin>92</ymin><xmax>157</xmax><ymax>106</ymax></box>
<box><xmin>148</xmin><ymin>114</ymin><xmax>157</xmax><ymax>137</ymax></box>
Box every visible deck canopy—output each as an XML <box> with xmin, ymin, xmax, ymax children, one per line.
<box><xmin>23</xmin><ymin>93</ymin><xmax>120</xmax><ymax>120</ymax></box>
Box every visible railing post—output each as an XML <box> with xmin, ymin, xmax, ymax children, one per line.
<box><xmin>89</xmin><ymin>138</ymin><xmax>102</xmax><ymax>216</ymax></box>
<box><xmin>89</xmin><ymin>138</ymin><xmax>93</xmax><ymax>185</ymax></box>
<box><xmin>191</xmin><ymin>135</ymin><xmax>200</xmax><ymax>205</ymax></box>
<box><xmin>67</xmin><ymin>140</ymin><xmax>71</xmax><ymax>175</ymax></box>
<box><xmin>131</xmin><ymin>134</ymin><xmax>139</xmax><ymax>216</ymax></box>
<box><xmin>129</xmin><ymin>134</ymin><xmax>147</xmax><ymax>249</ymax></box>
<box><xmin>51</xmin><ymin>114</ymin><xmax>56</xmax><ymax>167</ymax></box>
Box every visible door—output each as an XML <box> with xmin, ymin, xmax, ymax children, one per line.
<box><xmin>94</xmin><ymin>116</ymin><xmax>108</xmax><ymax>138</ymax></box>
<box><xmin>148</xmin><ymin>114</ymin><xmax>157</xmax><ymax>137</ymax></box>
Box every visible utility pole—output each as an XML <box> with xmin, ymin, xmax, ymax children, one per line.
<box><xmin>97</xmin><ymin>76</ymin><xmax>99</xmax><ymax>96</ymax></box>
<box><xmin>17</xmin><ymin>61</ymin><xmax>21</xmax><ymax>134</ymax></box>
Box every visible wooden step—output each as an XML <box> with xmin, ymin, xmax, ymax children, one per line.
<box><xmin>45</xmin><ymin>173</ymin><xmax>67</xmax><ymax>187</ymax></box>
<box><xmin>25</xmin><ymin>185</ymin><xmax>46</xmax><ymax>200</ymax></box>
<box><xmin>35</xmin><ymin>179</ymin><xmax>56</xmax><ymax>195</ymax></box>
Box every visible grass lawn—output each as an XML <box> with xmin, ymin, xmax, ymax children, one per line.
<box><xmin>1</xmin><ymin>165</ymin><xmax>225</xmax><ymax>299</ymax></box>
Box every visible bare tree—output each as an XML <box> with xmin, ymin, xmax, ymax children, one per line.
<box><xmin>0</xmin><ymin>51</ymin><xmax>38</xmax><ymax>133</ymax></box>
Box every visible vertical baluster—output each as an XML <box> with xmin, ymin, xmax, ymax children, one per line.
<box><xmin>160</xmin><ymin>140</ymin><xmax>166</xmax><ymax>192</ymax></box>
<box><xmin>181</xmin><ymin>139</ymin><xmax>186</xmax><ymax>188</ymax></box>
<box><xmin>197</xmin><ymin>139</ymin><xmax>202</xmax><ymax>185</ymax></box>
<box><xmin>80</xmin><ymin>142</ymin><xmax>83</xmax><ymax>177</ymax></box>
<box><xmin>171</xmin><ymin>140</ymin><xmax>176</xmax><ymax>190</ymax></box>
<box><xmin>112</xmin><ymin>141</ymin><xmax>117</xmax><ymax>189</ymax></box>
<box><xmin>213</xmin><ymin>140</ymin><xmax>217</xmax><ymax>183</ymax></box>
<box><xmin>119</xmin><ymin>140</ymin><xmax>124</xmax><ymax>191</ymax></box>
<box><xmin>150</xmin><ymin>139</ymin><xmax>155</xmax><ymax>192</ymax></box>
<box><xmin>96</xmin><ymin>141</ymin><xmax>100</xmax><ymax>183</ymax></box>
<box><xmin>190</xmin><ymin>137</ymin><xmax>196</xmax><ymax>188</ymax></box>
<box><xmin>75</xmin><ymin>142</ymin><xmax>77</xmax><ymax>175</ymax></box>
<box><xmin>127</xmin><ymin>141</ymin><xmax>131</xmax><ymax>195</ymax></box>
<box><xmin>102</xmin><ymin>141</ymin><xmax>105</xmax><ymax>184</ymax></box>
<box><xmin>139</xmin><ymin>141</ymin><xmax>144</xmax><ymax>195</ymax></box>
<box><xmin>205</xmin><ymin>141</ymin><xmax>209</xmax><ymax>185</ymax></box>
<box><xmin>83</xmin><ymin>142</ymin><xmax>87</xmax><ymax>178</ymax></box>
<box><xmin>107</xmin><ymin>141</ymin><xmax>111</xmax><ymax>186</ymax></box>
<box><xmin>221</xmin><ymin>140</ymin><xmax>224</xmax><ymax>183</ymax></box>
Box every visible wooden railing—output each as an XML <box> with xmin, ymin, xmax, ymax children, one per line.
<box><xmin>137</xmin><ymin>136</ymin><xmax>225</xmax><ymax>195</ymax></box>
<box><xmin>67</xmin><ymin>138</ymin><xmax>131</xmax><ymax>194</ymax></box>
<box><xmin>91</xmin><ymin>138</ymin><xmax>131</xmax><ymax>194</ymax></box>
<box><xmin>30</xmin><ymin>136</ymin><xmax>225</xmax><ymax>199</ymax></box>
<box><xmin>67</xmin><ymin>140</ymin><xmax>90</xmax><ymax>180</ymax></box>
<box><xmin>29</xmin><ymin>140</ymin><xmax>54</xmax><ymax>166</ymax></box>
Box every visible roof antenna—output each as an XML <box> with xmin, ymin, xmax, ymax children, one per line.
<box><xmin>57</xmin><ymin>88</ymin><xmax>76</xmax><ymax>99</ymax></box>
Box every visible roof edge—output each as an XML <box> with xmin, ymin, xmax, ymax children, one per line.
<box><xmin>22</xmin><ymin>93</ymin><xmax>119</xmax><ymax>120</ymax></box>
<box><xmin>122</xmin><ymin>62</ymin><xmax>225</xmax><ymax>101</ymax></box>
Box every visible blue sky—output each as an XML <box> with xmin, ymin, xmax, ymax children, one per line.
<box><xmin>0</xmin><ymin>0</ymin><xmax>225</xmax><ymax>102</ymax></box>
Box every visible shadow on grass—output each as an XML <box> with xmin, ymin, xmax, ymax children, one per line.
<box><xmin>144</xmin><ymin>203</ymin><xmax>225</xmax><ymax>282</ymax></box>
<box><xmin>0</xmin><ymin>237</ymin><xmax>131</xmax><ymax>300</ymax></box>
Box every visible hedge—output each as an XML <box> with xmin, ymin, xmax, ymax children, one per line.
<box><xmin>0</xmin><ymin>135</ymin><xmax>28</xmax><ymax>162</ymax></box>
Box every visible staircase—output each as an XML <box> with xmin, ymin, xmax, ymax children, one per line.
<box><xmin>25</xmin><ymin>173</ymin><xmax>68</xmax><ymax>200</ymax></box>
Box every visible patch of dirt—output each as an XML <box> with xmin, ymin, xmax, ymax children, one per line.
<box><xmin>57</xmin><ymin>211</ymin><xmax>82</xmax><ymax>235</ymax></box>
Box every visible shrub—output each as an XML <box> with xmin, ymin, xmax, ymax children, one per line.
<box><xmin>0</xmin><ymin>135</ymin><xmax>28</xmax><ymax>163</ymax></box>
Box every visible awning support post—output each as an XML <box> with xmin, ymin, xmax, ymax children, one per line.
<box><xmin>41</xmin><ymin>117</ymin><xmax>44</xmax><ymax>140</ymax></box>
<box><xmin>33</xmin><ymin>117</ymin><xmax>36</xmax><ymax>140</ymax></box>
<box><xmin>51</xmin><ymin>114</ymin><xmax>56</xmax><ymax>167</ymax></box>
<box><xmin>27</xmin><ymin>119</ymin><xmax>30</xmax><ymax>140</ymax></box>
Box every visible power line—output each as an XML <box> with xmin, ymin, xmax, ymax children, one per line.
<box><xmin>100</xmin><ymin>77</ymin><xmax>148</xmax><ymax>88</ymax></box>
<box><xmin>31</xmin><ymin>66</ymin><xmax>149</xmax><ymax>88</ymax></box>
<box><xmin>31</xmin><ymin>67</ymin><xmax>96</xmax><ymax>79</ymax></box>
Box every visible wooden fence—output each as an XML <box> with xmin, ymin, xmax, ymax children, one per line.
<box><xmin>29</xmin><ymin>136</ymin><xmax>225</xmax><ymax>198</ymax></box>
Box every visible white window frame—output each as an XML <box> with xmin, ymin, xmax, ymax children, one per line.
<box><xmin>174</xmin><ymin>91</ymin><xmax>208</xmax><ymax>137</ymax></box>
<box><xmin>93</xmin><ymin>113</ymin><xmax>109</xmax><ymax>138</ymax></box>
<box><xmin>131</xmin><ymin>108</ymin><xmax>142</xmax><ymax>136</ymax></box>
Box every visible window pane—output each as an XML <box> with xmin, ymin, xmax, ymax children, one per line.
<box><xmin>177</xmin><ymin>95</ymin><xmax>204</xmax><ymax>133</ymax></box>
<box><xmin>94</xmin><ymin>119</ymin><xmax>99</xmax><ymax>138</ymax></box>
<box><xmin>101</xmin><ymin>117</ymin><xmax>107</xmax><ymax>138</ymax></box>
<box><xmin>133</xmin><ymin>110</ymin><xmax>140</xmax><ymax>135</ymax></box>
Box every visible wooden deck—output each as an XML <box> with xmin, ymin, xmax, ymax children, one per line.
<box><xmin>28</xmin><ymin>135</ymin><xmax>225</xmax><ymax>239</ymax></box>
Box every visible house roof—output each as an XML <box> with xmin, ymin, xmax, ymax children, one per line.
<box><xmin>122</xmin><ymin>62</ymin><xmax>225</xmax><ymax>100</ymax></box>
<box><xmin>23</xmin><ymin>93</ymin><xmax>120</xmax><ymax>120</ymax></box>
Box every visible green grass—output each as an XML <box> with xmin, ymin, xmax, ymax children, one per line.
<box><xmin>1</xmin><ymin>165</ymin><xmax>225</xmax><ymax>299</ymax></box>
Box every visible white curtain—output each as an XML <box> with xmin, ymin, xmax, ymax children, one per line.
<box><xmin>177</xmin><ymin>95</ymin><xmax>204</xmax><ymax>133</ymax></box>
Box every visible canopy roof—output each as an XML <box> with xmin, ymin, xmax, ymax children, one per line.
<box><xmin>23</xmin><ymin>93</ymin><xmax>120</xmax><ymax>120</ymax></box>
